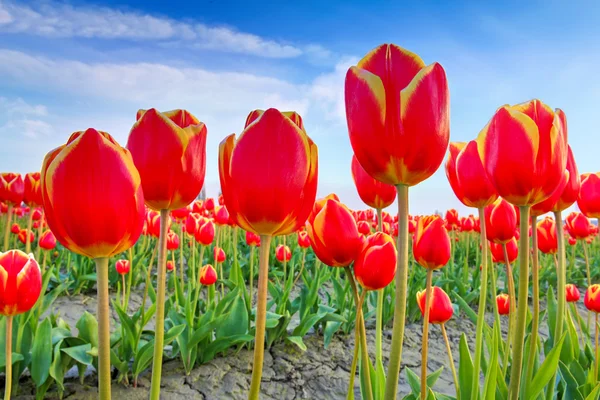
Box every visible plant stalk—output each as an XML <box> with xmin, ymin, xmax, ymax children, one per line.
<box><xmin>95</xmin><ymin>257</ymin><xmax>111</xmax><ymax>400</ymax></box>
<box><xmin>421</xmin><ymin>268</ymin><xmax>434</xmax><ymax>400</ymax></box>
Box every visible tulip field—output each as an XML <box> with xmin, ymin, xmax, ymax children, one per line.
<box><xmin>2</xmin><ymin>42</ymin><xmax>600</xmax><ymax>400</ymax></box>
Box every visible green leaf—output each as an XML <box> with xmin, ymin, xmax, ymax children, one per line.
<box><xmin>218</xmin><ymin>293</ymin><xmax>249</xmax><ymax>338</ymax></box>
<box><xmin>458</xmin><ymin>334</ymin><xmax>474</xmax><ymax>400</ymax></box>
<box><xmin>427</xmin><ymin>367</ymin><xmax>444</xmax><ymax>388</ymax></box>
<box><xmin>49</xmin><ymin>339</ymin><xmax>65</xmax><ymax>391</ymax></box>
<box><xmin>324</xmin><ymin>321</ymin><xmax>341</xmax><ymax>350</ymax></box>
<box><xmin>406</xmin><ymin>367</ymin><xmax>421</xmax><ymax>395</ymax></box>
<box><xmin>586</xmin><ymin>384</ymin><xmax>600</xmax><ymax>400</ymax></box>
<box><xmin>527</xmin><ymin>333</ymin><xmax>566</xmax><ymax>400</ymax></box>
<box><xmin>453</xmin><ymin>293</ymin><xmax>478</xmax><ymax>324</ymax></box>
<box><xmin>75</xmin><ymin>312</ymin><xmax>98</xmax><ymax>348</ymax></box>
<box><xmin>285</xmin><ymin>336</ymin><xmax>307</xmax><ymax>351</ymax></box>
<box><xmin>31</xmin><ymin>318</ymin><xmax>52</xmax><ymax>387</ymax></box>
<box><xmin>483</xmin><ymin>323</ymin><xmax>499</xmax><ymax>400</ymax></box>
<box><xmin>61</xmin><ymin>344</ymin><xmax>93</xmax><ymax>365</ymax></box>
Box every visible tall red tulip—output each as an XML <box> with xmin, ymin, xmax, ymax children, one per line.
<box><xmin>584</xmin><ymin>285</ymin><xmax>600</xmax><ymax>313</ymax></box>
<box><xmin>275</xmin><ymin>245</ymin><xmax>291</xmax><ymax>262</ymax></box>
<box><xmin>565</xmin><ymin>212</ymin><xmax>592</xmax><ymax>240</ymax></box>
<box><xmin>485</xmin><ymin>198</ymin><xmax>517</xmax><ymax>244</ymax></box>
<box><xmin>537</xmin><ymin>217</ymin><xmax>558</xmax><ymax>255</ymax></box>
<box><xmin>1</xmin><ymin>173</ymin><xmax>24</xmax><ymax>252</ymax></box>
<box><xmin>416</xmin><ymin>286</ymin><xmax>453</xmax><ymax>324</ymax></box>
<box><xmin>490</xmin><ymin>238</ymin><xmax>518</xmax><ymax>264</ymax></box>
<box><xmin>195</xmin><ymin>219</ymin><xmax>215</xmax><ymax>246</ymax></box>
<box><xmin>354</xmin><ymin>232</ymin><xmax>397</xmax><ymax>291</ymax></box>
<box><xmin>199</xmin><ymin>264</ymin><xmax>217</xmax><ymax>286</ymax></box>
<box><xmin>38</xmin><ymin>230</ymin><xmax>57</xmax><ymax>250</ymax></box>
<box><xmin>413</xmin><ymin>215</ymin><xmax>451</xmax><ymax>270</ymax></box>
<box><xmin>23</xmin><ymin>172</ymin><xmax>42</xmax><ymax>207</ymax></box>
<box><xmin>350</xmin><ymin>154</ymin><xmax>396</xmax><ymax>210</ymax></box>
<box><xmin>566</xmin><ymin>284</ymin><xmax>580</xmax><ymax>302</ymax></box>
<box><xmin>578</xmin><ymin>173</ymin><xmax>600</xmax><ymax>218</ymax></box>
<box><xmin>497</xmin><ymin>294</ymin><xmax>510</xmax><ymax>315</ymax></box>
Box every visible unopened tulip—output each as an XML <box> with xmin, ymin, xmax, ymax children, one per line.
<box><xmin>584</xmin><ymin>285</ymin><xmax>600</xmax><ymax>313</ymax></box>
<box><xmin>166</xmin><ymin>231</ymin><xmax>179</xmax><ymax>250</ymax></box>
<box><xmin>357</xmin><ymin>220</ymin><xmax>371</xmax><ymax>235</ymax></box>
<box><xmin>0</xmin><ymin>250</ymin><xmax>42</xmax><ymax>316</ymax></box>
<box><xmin>195</xmin><ymin>219</ymin><xmax>215</xmax><ymax>246</ymax></box>
<box><xmin>350</xmin><ymin>155</ymin><xmax>396</xmax><ymax>209</ymax></box>
<box><xmin>39</xmin><ymin>230</ymin><xmax>57</xmax><ymax>250</ymax></box>
<box><xmin>461</xmin><ymin>216</ymin><xmax>475</xmax><ymax>232</ymax></box>
<box><xmin>537</xmin><ymin>217</ymin><xmax>558</xmax><ymax>255</ymax></box>
<box><xmin>276</xmin><ymin>245</ymin><xmax>291</xmax><ymax>262</ymax></box>
<box><xmin>185</xmin><ymin>213</ymin><xmax>202</xmax><ymax>237</ymax></box>
<box><xmin>245</xmin><ymin>231</ymin><xmax>261</xmax><ymax>247</ymax></box>
<box><xmin>24</xmin><ymin>172</ymin><xmax>42</xmax><ymax>207</ymax></box>
<box><xmin>497</xmin><ymin>294</ymin><xmax>510</xmax><ymax>315</ymax></box>
<box><xmin>306</xmin><ymin>197</ymin><xmax>363</xmax><ymax>267</ymax></box>
<box><xmin>214</xmin><ymin>206</ymin><xmax>230</xmax><ymax>226</ymax></box>
<box><xmin>446</xmin><ymin>141</ymin><xmax>498</xmax><ymax>208</ymax></box>
<box><xmin>566</xmin><ymin>284</ymin><xmax>580</xmax><ymax>302</ymax></box>
<box><xmin>485</xmin><ymin>198</ymin><xmax>517</xmax><ymax>244</ymax></box>
<box><xmin>490</xmin><ymin>237</ymin><xmax>518</xmax><ymax>264</ymax></box>
<box><xmin>416</xmin><ymin>286</ymin><xmax>453</xmax><ymax>324</ymax></box>
<box><xmin>166</xmin><ymin>261</ymin><xmax>174</xmax><ymax>272</ymax></box>
<box><xmin>32</xmin><ymin>208</ymin><xmax>43</xmax><ymax>221</ymax></box>
<box><xmin>413</xmin><ymin>215</ymin><xmax>451</xmax><ymax>270</ymax></box>
<box><xmin>213</xmin><ymin>247</ymin><xmax>226</xmax><ymax>263</ymax></box>
<box><xmin>204</xmin><ymin>198</ymin><xmax>215</xmax><ymax>212</ymax></box>
<box><xmin>345</xmin><ymin>43</ymin><xmax>449</xmax><ymax>186</ymax></box>
<box><xmin>354</xmin><ymin>232</ymin><xmax>397</xmax><ymax>291</ymax></box>
<box><xmin>116</xmin><ymin>259</ymin><xmax>130</xmax><ymax>275</ymax></box>
<box><xmin>297</xmin><ymin>231</ymin><xmax>310</xmax><ymax>248</ymax></box>
<box><xmin>0</xmin><ymin>173</ymin><xmax>24</xmax><ymax>206</ymax></box>
<box><xmin>11</xmin><ymin>223</ymin><xmax>20</xmax><ymax>235</ymax></box>
<box><xmin>445</xmin><ymin>209</ymin><xmax>460</xmax><ymax>231</ymax></box>
<box><xmin>568</xmin><ymin>237</ymin><xmax>577</xmax><ymax>246</ymax></box>
<box><xmin>18</xmin><ymin>229</ymin><xmax>34</xmax><ymax>245</ymax></box>
<box><xmin>199</xmin><ymin>264</ymin><xmax>217</xmax><ymax>285</ymax></box>
<box><xmin>578</xmin><ymin>173</ymin><xmax>600</xmax><ymax>219</ymax></box>
<box><xmin>171</xmin><ymin>207</ymin><xmax>190</xmax><ymax>221</ymax></box>
<box><xmin>565</xmin><ymin>212</ymin><xmax>592</xmax><ymax>240</ymax></box>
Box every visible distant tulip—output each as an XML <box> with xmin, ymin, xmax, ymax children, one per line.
<box><xmin>584</xmin><ymin>285</ymin><xmax>600</xmax><ymax>313</ymax></box>
<box><xmin>199</xmin><ymin>264</ymin><xmax>217</xmax><ymax>285</ymax></box>
<box><xmin>416</xmin><ymin>286</ymin><xmax>453</xmax><ymax>324</ymax></box>
<box><xmin>245</xmin><ymin>231</ymin><xmax>261</xmax><ymax>247</ymax></box>
<box><xmin>41</xmin><ymin>128</ymin><xmax>145</xmax><ymax>259</ymax></box>
<box><xmin>306</xmin><ymin>197</ymin><xmax>363</xmax><ymax>267</ymax></box>
<box><xmin>568</xmin><ymin>237</ymin><xmax>577</xmax><ymax>246</ymax></box>
<box><xmin>345</xmin><ymin>43</ymin><xmax>449</xmax><ymax>186</ymax></box>
<box><xmin>477</xmin><ymin>101</ymin><xmax>568</xmax><ymax>206</ymax></box>
<box><xmin>276</xmin><ymin>245</ymin><xmax>292</xmax><ymax>262</ymax></box>
<box><xmin>0</xmin><ymin>173</ymin><xmax>24</xmax><ymax>206</ymax></box>
<box><xmin>39</xmin><ymin>230</ymin><xmax>57</xmax><ymax>250</ymax></box>
<box><xmin>115</xmin><ymin>259</ymin><xmax>130</xmax><ymax>275</ymax></box>
<box><xmin>445</xmin><ymin>209</ymin><xmax>460</xmax><ymax>230</ymax></box>
<box><xmin>195</xmin><ymin>219</ymin><xmax>215</xmax><ymax>246</ymax></box>
<box><xmin>357</xmin><ymin>220</ymin><xmax>371</xmax><ymax>235</ymax></box>
<box><xmin>166</xmin><ymin>261</ymin><xmax>174</xmax><ymax>271</ymax></box>
<box><xmin>297</xmin><ymin>231</ymin><xmax>310</xmax><ymax>248</ymax></box>
<box><xmin>11</xmin><ymin>223</ymin><xmax>20</xmax><ymax>235</ymax></box>
<box><xmin>446</xmin><ymin>141</ymin><xmax>498</xmax><ymax>208</ymax></box>
<box><xmin>185</xmin><ymin>213</ymin><xmax>202</xmax><ymax>237</ymax></box>
<box><xmin>24</xmin><ymin>172</ymin><xmax>43</xmax><ymax>207</ymax></box>
<box><xmin>146</xmin><ymin>211</ymin><xmax>163</xmax><ymax>238</ymax></box>
<box><xmin>497</xmin><ymin>294</ymin><xmax>510</xmax><ymax>315</ymax></box>
<box><xmin>214</xmin><ymin>206</ymin><xmax>230</xmax><ymax>226</ymax></box>
<box><xmin>350</xmin><ymin>155</ymin><xmax>396</xmax><ymax>209</ymax></box>
<box><xmin>537</xmin><ymin>217</ymin><xmax>558</xmax><ymax>255</ymax></box>
<box><xmin>32</xmin><ymin>208</ymin><xmax>43</xmax><ymax>221</ymax></box>
<box><xmin>408</xmin><ymin>219</ymin><xmax>417</xmax><ymax>234</ymax></box>
<box><xmin>490</xmin><ymin>238</ymin><xmax>518</xmax><ymax>264</ymax></box>
<box><xmin>127</xmin><ymin>109</ymin><xmax>207</xmax><ymax>211</ymax></box>
<box><xmin>461</xmin><ymin>216</ymin><xmax>475</xmax><ymax>232</ymax></box>
<box><xmin>566</xmin><ymin>284</ymin><xmax>580</xmax><ymax>302</ymax></box>
<box><xmin>354</xmin><ymin>232</ymin><xmax>397</xmax><ymax>291</ymax></box>
<box><xmin>166</xmin><ymin>231</ymin><xmax>179</xmax><ymax>250</ymax></box>
<box><xmin>485</xmin><ymin>198</ymin><xmax>517</xmax><ymax>244</ymax></box>
<box><xmin>171</xmin><ymin>207</ymin><xmax>190</xmax><ymax>221</ymax></box>
<box><xmin>18</xmin><ymin>229</ymin><xmax>34</xmax><ymax>245</ymax></box>
<box><xmin>413</xmin><ymin>215</ymin><xmax>451</xmax><ymax>270</ymax></box>
<box><xmin>578</xmin><ymin>173</ymin><xmax>600</xmax><ymax>218</ymax></box>
<box><xmin>213</xmin><ymin>247</ymin><xmax>226</xmax><ymax>263</ymax></box>
<box><xmin>0</xmin><ymin>250</ymin><xmax>42</xmax><ymax>316</ymax></box>
<box><xmin>219</xmin><ymin>109</ymin><xmax>318</xmax><ymax>236</ymax></box>
<box><xmin>204</xmin><ymin>198</ymin><xmax>215</xmax><ymax>212</ymax></box>
<box><xmin>1</xmin><ymin>203</ymin><xmax>7</xmax><ymax>214</ymax></box>
<box><xmin>565</xmin><ymin>212</ymin><xmax>592</xmax><ymax>240</ymax></box>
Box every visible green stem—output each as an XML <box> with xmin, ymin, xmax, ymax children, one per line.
<box><xmin>25</xmin><ymin>210</ymin><xmax>33</xmax><ymax>254</ymax></box>
<box><xmin>421</xmin><ymin>268</ymin><xmax>434</xmax><ymax>400</ymax></box>
<box><xmin>502</xmin><ymin>243</ymin><xmax>516</xmax><ymax>377</ymax></box>
<box><xmin>463</xmin><ymin>233</ymin><xmax>470</xmax><ymax>284</ymax></box>
<box><xmin>584</xmin><ymin>242</ymin><xmax>592</xmax><ymax>332</ymax></box>
<box><xmin>358</xmin><ymin>290</ymin><xmax>374</xmax><ymax>400</ymax></box>
<box><xmin>248</xmin><ymin>235</ymin><xmax>273</xmax><ymax>400</ymax></box>
<box><xmin>149</xmin><ymin>209</ymin><xmax>169</xmax><ymax>400</ymax></box>
<box><xmin>95</xmin><ymin>257</ymin><xmax>111</xmax><ymax>400</ymax></box>
<box><xmin>125</xmin><ymin>247</ymin><xmax>133</xmax><ymax>312</ymax></box>
<box><xmin>508</xmin><ymin>206</ymin><xmax>531</xmax><ymax>400</ymax></box>
<box><xmin>471</xmin><ymin>207</ymin><xmax>489</xmax><ymax>400</ymax></box>
<box><xmin>344</xmin><ymin>266</ymin><xmax>362</xmax><ymax>399</ymax></box>
<box><xmin>249</xmin><ymin>246</ymin><xmax>255</xmax><ymax>303</ymax></box>
<box><xmin>526</xmin><ymin>215</ymin><xmax>539</xmax><ymax>387</ymax></box>
<box><xmin>140</xmin><ymin>242</ymin><xmax>157</xmax><ymax>326</ymax></box>
<box><xmin>375</xmin><ymin>208</ymin><xmax>384</xmax><ymax>375</ymax></box>
<box><xmin>596</xmin><ymin>313</ymin><xmax>599</xmax><ymax>382</ymax></box>
<box><xmin>3</xmin><ymin>204</ymin><xmax>13</xmax><ymax>252</ymax></box>
<box><xmin>4</xmin><ymin>315</ymin><xmax>13</xmax><ymax>400</ymax></box>
<box><xmin>441</xmin><ymin>324</ymin><xmax>459</xmax><ymax>396</ymax></box>
<box><xmin>384</xmin><ymin>184</ymin><xmax>409</xmax><ymax>400</ymax></box>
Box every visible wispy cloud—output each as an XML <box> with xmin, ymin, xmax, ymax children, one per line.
<box><xmin>0</xmin><ymin>97</ymin><xmax>53</xmax><ymax>139</ymax></box>
<box><xmin>0</xmin><ymin>0</ymin><xmax>331</xmax><ymax>60</ymax></box>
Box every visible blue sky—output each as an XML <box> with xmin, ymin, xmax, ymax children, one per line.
<box><xmin>1</xmin><ymin>0</ymin><xmax>599</xmax><ymax>215</ymax></box>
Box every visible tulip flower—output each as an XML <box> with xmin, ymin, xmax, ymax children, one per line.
<box><xmin>246</xmin><ymin>231</ymin><xmax>261</xmax><ymax>247</ymax></box>
<box><xmin>445</xmin><ymin>209</ymin><xmax>460</xmax><ymax>231</ymax></box>
<box><xmin>413</xmin><ymin>216</ymin><xmax>451</xmax><ymax>270</ymax></box>
<box><xmin>416</xmin><ymin>286</ymin><xmax>453</xmax><ymax>324</ymax></box>
<box><xmin>170</xmin><ymin>207</ymin><xmax>190</xmax><ymax>221</ymax></box>
<box><xmin>213</xmin><ymin>247</ymin><xmax>226</xmax><ymax>264</ymax></box>
<box><xmin>537</xmin><ymin>217</ymin><xmax>558</xmax><ymax>255</ymax></box>
<box><xmin>116</xmin><ymin>259</ymin><xmax>130</xmax><ymax>275</ymax></box>
<box><xmin>297</xmin><ymin>231</ymin><xmax>310</xmax><ymax>249</ymax></box>
<box><xmin>485</xmin><ymin>198</ymin><xmax>517</xmax><ymax>244</ymax></box>
<box><xmin>565</xmin><ymin>212</ymin><xmax>592</xmax><ymax>240</ymax></box>
<box><xmin>566</xmin><ymin>284</ymin><xmax>580</xmax><ymax>302</ymax></box>
<box><xmin>214</xmin><ymin>206</ymin><xmax>230</xmax><ymax>226</ymax></box>
<box><xmin>0</xmin><ymin>250</ymin><xmax>42</xmax><ymax>399</ymax></box>
<box><xmin>196</xmin><ymin>219</ymin><xmax>215</xmax><ymax>246</ymax></box>
<box><xmin>1</xmin><ymin>173</ymin><xmax>24</xmax><ymax>252</ymax></box>
<box><xmin>166</xmin><ymin>231</ymin><xmax>180</xmax><ymax>251</ymax></box>
<box><xmin>22</xmin><ymin>172</ymin><xmax>42</xmax><ymax>253</ymax></box>
<box><xmin>185</xmin><ymin>213</ymin><xmax>202</xmax><ymax>237</ymax></box>
<box><xmin>585</xmin><ymin>284</ymin><xmax>600</xmax><ymax>378</ymax></box>
<box><xmin>204</xmin><ymin>197</ymin><xmax>215</xmax><ymax>213</ymax></box>
<box><xmin>199</xmin><ymin>264</ymin><xmax>217</xmax><ymax>286</ymax></box>
<box><xmin>38</xmin><ymin>230</ymin><xmax>56</xmax><ymax>251</ymax></box>
<box><xmin>17</xmin><ymin>229</ymin><xmax>34</xmax><ymax>245</ymax></box>
<box><xmin>354</xmin><ymin>232</ymin><xmax>397</xmax><ymax>291</ymax></box>
<box><xmin>350</xmin><ymin>154</ymin><xmax>396</xmax><ymax>210</ymax></box>
<box><xmin>578</xmin><ymin>173</ymin><xmax>600</xmax><ymax>219</ymax></box>
<box><xmin>41</xmin><ymin>128</ymin><xmax>145</xmax><ymax>400</ymax></box>
<box><xmin>490</xmin><ymin>238</ymin><xmax>518</xmax><ymax>264</ymax></box>
<box><xmin>10</xmin><ymin>223</ymin><xmax>20</xmax><ymax>235</ymax></box>
<box><xmin>275</xmin><ymin>245</ymin><xmax>291</xmax><ymax>262</ymax></box>
<box><xmin>166</xmin><ymin>260</ymin><xmax>174</xmax><ymax>271</ymax></box>
<box><xmin>568</xmin><ymin>237</ymin><xmax>577</xmax><ymax>246</ymax></box>
<box><xmin>357</xmin><ymin>220</ymin><xmax>371</xmax><ymax>236</ymax></box>
<box><xmin>497</xmin><ymin>294</ymin><xmax>510</xmax><ymax>315</ymax></box>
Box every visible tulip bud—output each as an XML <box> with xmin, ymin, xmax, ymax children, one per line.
<box><xmin>166</xmin><ymin>231</ymin><xmax>180</xmax><ymax>251</ymax></box>
<box><xmin>18</xmin><ymin>229</ymin><xmax>35</xmax><ymax>245</ymax></box>
<box><xmin>537</xmin><ymin>217</ymin><xmax>558</xmax><ymax>255</ymax></box>
<box><xmin>297</xmin><ymin>231</ymin><xmax>310</xmax><ymax>249</ymax></box>
<box><xmin>354</xmin><ymin>232</ymin><xmax>397</xmax><ymax>291</ymax></box>
<box><xmin>166</xmin><ymin>261</ymin><xmax>174</xmax><ymax>271</ymax></box>
<box><xmin>214</xmin><ymin>206</ymin><xmax>230</xmax><ymax>226</ymax></box>
<box><xmin>565</xmin><ymin>212</ymin><xmax>592</xmax><ymax>240</ymax></box>
<box><xmin>39</xmin><ymin>230</ymin><xmax>57</xmax><ymax>250</ymax></box>
<box><xmin>416</xmin><ymin>286</ymin><xmax>453</xmax><ymax>324</ymax></box>
<box><xmin>204</xmin><ymin>198</ymin><xmax>215</xmax><ymax>212</ymax></box>
<box><xmin>490</xmin><ymin>238</ymin><xmax>518</xmax><ymax>264</ymax></box>
<box><xmin>566</xmin><ymin>284</ymin><xmax>580</xmax><ymax>303</ymax></box>
<box><xmin>584</xmin><ymin>285</ymin><xmax>600</xmax><ymax>313</ymax></box>
<box><xmin>199</xmin><ymin>264</ymin><xmax>217</xmax><ymax>285</ymax></box>
<box><xmin>115</xmin><ymin>260</ymin><xmax>130</xmax><ymax>275</ymax></box>
<box><xmin>185</xmin><ymin>213</ymin><xmax>202</xmax><ymax>237</ymax></box>
<box><xmin>497</xmin><ymin>293</ymin><xmax>510</xmax><ymax>315</ymax></box>
<box><xmin>568</xmin><ymin>237</ymin><xmax>577</xmax><ymax>246</ymax></box>
<box><xmin>485</xmin><ymin>198</ymin><xmax>517</xmax><ymax>244</ymax></box>
<box><xmin>444</xmin><ymin>209</ymin><xmax>460</xmax><ymax>230</ymax></box>
<box><xmin>214</xmin><ymin>247</ymin><xmax>226</xmax><ymax>264</ymax></box>
<box><xmin>350</xmin><ymin>155</ymin><xmax>396</xmax><ymax>209</ymax></box>
<box><xmin>275</xmin><ymin>245</ymin><xmax>291</xmax><ymax>262</ymax></box>
<box><xmin>0</xmin><ymin>250</ymin><xmax>42</xmax><ymax>316</ymax></box>
<box><xmin>577</xmin><ymin>173</ymin><xmax>600</xmax><ymax>218</ymax></box>
<box><xmin>24</xmin><ymin>172</ymin><xmax>43</xmax><ymax>208</ymax></box>
<box><xmin>31</xmin><ymin>208</ymin><xmax>43</xmax><ymax>221</ymax></box>
<box><xmin>11</xmin><ymin>223</ymin><xmax>20</xmax><ymax>235</ymax></box>
<box><xmin>413</xmin><ymin>215</ymin><xmax>451</xmax><ymax>270</ymax></box>
<box><xmin>0</xmin><ymin>173</ymin><xmax>24</xmax><ymax>206</ymax></box>
<box><xmin>245</xmin><ymin>231</ymin><xmax>261</xmax><ymax>247</ymax></box>
<box><xmin>171</xmin><ymin>207</ymin><xmax>190</xmax><ymax>221</ymax></box>
<box><xmin>195</xmin><ymin>219</ymin><xmax>215</xmax><ymax>246</ymax></box>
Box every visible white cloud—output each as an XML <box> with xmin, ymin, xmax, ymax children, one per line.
<box><xmin>0</xmin><ymin>96</ymin><xmax>48</xmax><ymax>116</ymax></box>
<box><xmin>0</xmin><ymin>0</ymin><xmax>330</xmax><ymax>60</ymax></box>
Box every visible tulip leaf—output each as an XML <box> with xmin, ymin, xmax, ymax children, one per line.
<box><xmin>458</xmin><ymin>333</ymin><xmax>474</xmax><ymax>400</ymax></box>
<box><xmin>75</xmin><ymin>311</ymin><xmax>98</xmax><ymax>349</ymax></box>
<box><xmin>483</xmin><ymin>323</ymin><xmax>499</xmax><ymax>400</ymax></box>
<box><xmin>324</xmin><ymin>321</ymin><xmax>342</xmax><ymax>349</ymax></box>
<box><xmin>453</xmin><ymin>293</ymin><xmax>478</xmax><ymax>324</ymax></box>
<box><xmin>527</xmin><ymin>333</ymin><xmax>566</xmax><ymax>400</ymax></box>
<box><xmin>285</xmin><ymin>336</ymin><xmax>307</xmax><ymax>352</ymax></box>
<box><xmin>61</xmin><ymin>343</ymin><xmax>93</xmax><ymax>365</ymax></box>
<box><xmin>31</xmin><ymin>318</ymin><xmax>52</xmax><ymax>387</ymax></box>
<box><xmin>560</xmin><ymin>361</ymin><xmax>584</xmax><ymax>400</ymax></box>
<box><xmin>586</xmin><ymin>384</ymin><xmax>600</xmax><ymax>400</ymax></box>
<box><xmin>217</xmin><ymin>292</ymin><xmax>248</xmax><ymax>338</ymax></box>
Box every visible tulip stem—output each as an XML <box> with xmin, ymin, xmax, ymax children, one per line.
<box><xmin>193</xmin><ymin>246</ymin><xmax>206</xmax><ymax>316</ymax></box>
<box><xmin>375</xmin><ymin>207</ymin><xmax>384</xmax><ymax>389</ymax></box>
<box><xmin>4</xmin><ymin>315</ymin><xmax>13</xmax><ymax>400</ymax></box>
<box><xmin>150</xmin><ymin>209</ymin><xmax>170</xmax><ymax>400</ymax></box>
<box><xmin>595</xmin><ymin>313</ymin><xmax>599</xmax><ymax>382</ymax></box>
<box><xmin>344</xmin><ymin>266</ymin><xmax>361</xmax><ymax>399</ymax></box>
<box><xmin>508</xmin><ymin>206</ymin><xmax>531</xmax><ymax>400</ymax></box>
<box><xmin>121</xmin><ymin>274</ymin><xmax>126</xmax><ymax>308</ymax></box>
<box><xmin>441</xmin><ymin>323</ymin><xmax>459</xmax><ymax>395</ymax></box>
<box><xmin>292</xmin><ymin>248</ymin><xmax>306</xmax><ymax>288</ymax></box>
<box><xmin>3</xmin><ymin>204</ymin><xmax>13</xmax><ymax>252</ymax></box>
<box><xmin>141</xmin><ymin>242</ymin><xmax>157</xmax><ymax>325</ymax></box>
<box><xmin>583</xmin><ymin>242</ymin><xmax>592</xmax><ymax>331</ymax></box>
<box><xmin>526</xmin><ymin>215</ymin><xmax>540</xmax><ymax>387</ymax></box>
<box><xmin>463</xmin><ymin>233</ymin><xmax>470</xmax><ymax>285</ymax></box>
<box><xmin>384</xmin><ymin>184</ymin><xmax>410</xmax><ymax>400</ymax></box>
<box><xmin>471</xmin><ymin>207</ymin><xmax>489</xmax><ymax>400</ymax></box>
<box><xmin>94</xmin><ymin>257</ymin><xmax>111</xmax><ymax>400</ymax></box>
<box><xmin>501</xmin><ymin>242</ymin><xmax>517</xmax><ymax>377</ymax></box>
<box><xmin>249</xmin><ymin>246</ymin><xmax>255</xmax><ymax>304</ymax></box>
<box><xmin>572</xmin><ymin>303</ymin><xmax>586</xmax><ymax>347</ymax></box>
<box><xmin>25</xmin><ymin>210</ymin><xmax>33</xmax><ymax>254</ymax></box>
<box><xmin>35</xmin><ymin>219</ymin><xmax>43</xmax><ymax>261</ymax></box>
<box><xmin>248</xmin><ymin>235</ymin><xmax>273</xmax><ymax>400</ymax></box>
<box><xmin>125</xmin><ymin>247</ymin><xmax>133</xmax><ymax>312</ymax></box>
<box><xmin>358</xmin><ymin>290</ymin><xmax>374</xmax><ymax>400</ymax></box>
<box><xmin>179</xmin><ymin>225</ymin><xmax>184</xmax><ymax>285</ymax></box>
<box><xmin>421</xmin><ymin>268</ymin><xmax>434</xmax><ymax>400</ymax></box>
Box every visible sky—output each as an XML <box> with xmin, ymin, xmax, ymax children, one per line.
<box><xmin>1</xmin><ymin>0</ymin><xmax>600</xmax><ymax>216</ymax></box>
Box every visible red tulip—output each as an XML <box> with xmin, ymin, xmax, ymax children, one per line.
<box><xmin>219</xmin><ymin>109</ymin><xmax>318</xmax><ymax>236</ymax></box>
<box><xmin>0</xmin><ymin>173</ymin><xmax>24</xmax><ymax>206</ymax></box>
<box><xmin>41</xmin><ymin>129</ymin><xmax>145</xmax><ymax>258</ymax></box>
<box><xmin>477</xmin><ymin>101</ymin><xmax>568</xmax><ymax>206</ymax></box>
<box><xmin>18</xmin><ymin>229</ymin><xmax>34</xmax><ymax>245</ymax></box>
<box><xmin>345</xmin><ymin>43</ymin><xmax>449</xmax><ymax>186</ymax></box>
<box><xmin>10</xmin><ymin>223</ymin><xmax>20</xmax><ymax>235</ymax></box>
<box><xmin>490</xmin><ymin>237</ymin><xmax>518</xmax><ymax>264</ymax></box>
<box><xmin>416</xmin><ymin>286</ymin><xmax>453</xmax><ymax>324</ymax></box>
<box><xmin>413</xmin><ymin>215</ymin><xmax>451</xmax><ymax>270</ymax></box>
<box><xmin>445</xmin><ymin>209</ymin><xmax>460</xmax><ymax>230</ymax></box>
<box><xmin>171</xmin><ymin>207</ymin><xmax>190</xmax><ymax>221</ymax></box>
<box><xmin>565</xmin><ymin>212</ymin><xmax>592</xmax><ymax>240</ymax></box>
<box><xmin>214</xmin><ymin>206</ymin><xmax>230</xmax><ymax>226</ymax></box>
<box><xmin>584</xmin><ymin>285</ymin><xmax>600</xmax><ymax>313</ymax></box>
<box><xmin>115</xmin><ymin>259</ymin><xmax>130</xmax><ymax>275</ymax></box>
<box><xmin>306</xmin><ymin>196</ymin><xmax>363</xmax><ymax>267</ymax></box>
<box><xmin>24</xmin><ymin>172</ymin><xmax>43</xmax><ymax>207</ymax></box>
<box><xmin>185</xmin><ymin>213</ymin><xmax>202</xmax><ymax>237</ymax></box>
<box><xmin>297</xmin><ymin>231</ymin><xmax>310</xmax><ymax>249</ymax></box>
<box><xmin>166</xmin><ymin>231</ymin><xmax>179</xmax><ymax>251</ymax></box>
<box><xmin>578</xmin><ymin>173</ymin><xmax>600</xmax><ymax>219</ymax></box>
<box><xmin>0</xmin><ymin>250</ymin><xmax>42</xmax><ymax>316</ymax></box>
<box><xmin>461</xmin><ymin>216</ymin><xmax>475</xmax><ymax>232</ymax></box>
<box><xmin>275</xmin><ymin>245</ymin><xmax>291</xmax><ymax>262</ymax></box>
<box><xmin>566</xmin><ymin>284</ymin><xmax>580</xmax><ymax>302</ymax></box>
<box><xmin>497</xmin><ymin>294</ymin><xmax>510</xmax><ymax>315</ymax></box>
<box><xmin>199</xmin><ymin>264</ymin><xmax>217</xmax><ymax>285</ymax></box>
<box><xmin>568</xmin><ymin>237</ymin><xmax>577</xmax><ymax>246</ymax></box>
<box><xmin>146</xmin><ymin>210</ymin><xmax>163</xmax><ymax>238</ymax></box>
<box><xmin>537</xmin><ymin>217</ymin><xmax>558</xmax><ymax>255</ymax></box>
<box><xmin>446</xmin><ymin>141</ymin><xmax>498</xmax><ymax>208</ymax></box>
<box><xmin>485</xmin><ymin>198</ymin><xmax>517</xmax><ymax>244</ymax></box>
<box><xmin>31</xmin><ymin>208</ymin><xmax>43</xmax><ymax>221</ymax></box>
<box><xmin>357</xmin><ymin>220</ymin><xmax>371</xmax><ymax>235</ymax></box>
<box><xmin>245</xmin><ymin>231</ymin><xmax>261</xmax><ymax>247</ymax></box>
<box><xmin>166</xmin><ymin>260</ymin><xmax>174</xmax><ymax>271</ymax></box>
<box><xmin>350</xmin><ymin>155</ymin><xmax>396</xmax><ymax>209</ymax></box>
<box><xmin>213</xmin><ymin>247</ymin><xmax>226</xmax><ymax>263</ymax></box>
<box><xmin>195</xmin><ymin>219</ymin><xmax>215</xmax><ymax>246</ymax></box>
<box><xmin>127</xmin><ymin>109</ymin><xmax>207</xmax><ymax>211</ymax></box>
<box><xmin>38</xmin><ymin>230</ymin><xmax>57</xmax><ymax>250</ymax></box>
<box><xmin>204</xmin><ymin>198</ymin><xmax>215</xmax><ymax>212</ymax></box>
<box><xmin>354</xmin><ymin>232</ymin><xmax>397</xmax><ymax>291</ymax></box>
